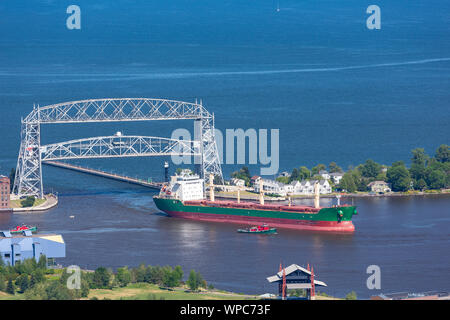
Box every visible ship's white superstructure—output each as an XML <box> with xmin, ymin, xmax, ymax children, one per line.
<box><xmin>161</xmin><ymin>171</ymin><xmax>204</xmax><ymax>201</ymax></box>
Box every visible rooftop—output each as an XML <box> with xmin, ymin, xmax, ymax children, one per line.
<box><xmin>266</xmin><ymin>264</ymin><xmax>327</xmax><ymax>288</ymax></box>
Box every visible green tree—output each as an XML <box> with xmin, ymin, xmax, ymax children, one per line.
<box><xmin>345</xmin><ymin>291</ymin><xmax>357</xmax><ymax>300</ymax></box>
<box><xmin>328</xmin><ymin>162</ymin><xmax>343</xmax><ymax>173</ymax></box>
<box><xmin>21</xmin><ymin>196</ymin><xmax>36</xmax><ymax>208</ymax></box>
<box><xmin>80</xmin><ymin>276</ymin><xmax>90</xmax><ymax>298</ymax></box>
<box><xmin>0</xmin><ymin>274</ymin><xmax>6</xmax><ymax>292</ymax></box>
<box><xmin>298</xmin><ymin>166</ymin><xmax>311</xmax><ymax>180</ymax></box>
<box><xmin>22</xmin><ymin>258</ymin><xmax>38</xmax><ymax>275</ymax></box>
<box><xmin>173</xmin><ymin>265</ymin><xmax>183</xmax><ymax>284</ymax></box>
<box><xmin>415</xmin><ymin>178</ymin><xmax>427</xmax><ymax>191</ymax></box>
<box><xmin>149</xmin><ymin>265</ymin><xmax>165</xmax><ymax>285</ymax></box>
<box><xmin>23</xmin><ymin>282</ymin><xmax>48</xmax><ymax>300</ymax></box>
<box><xmin>15</xmin><ymin>274</ymin><xmax>29</xmax><ymax>293</ymax></box>
<box><xmin>30</xmin><ymin>269</ymin><xmax>46</xmax><ymax>287</ymax></box>
<box><xmin>187</xmin><ymin>270</ymin><xmax>204</xmax><ymax>291</ymax></box>
<box><xmin>290</xmin><ymin>168</ymin><xmax>300</xmax><ymax>181</ymax></box>
<box><xmin>339</xmin><ymin>172</ymin><xmax>357</xmax><ymax>193</ymax></box>
<box><xmin>410</xmin><ymin>148</ymin><xmax>429</xmax><ymax>184</ymax></box>
<box><xmin>37</xmin><ymin>255</ymin><xmax>47</xmax><ymax>269</ymax></box>
<box><xmin>276</xmin><ymin>176</ymin><xmax>290</xmax><ymax>184</ymax></box>
<box><xmin>387</xmin><ymin>161</ymin><xmax>412</xmax><ymax>192</ymax></box>
<box><xmin>231</xmin><ymin>166</ymin><xmax>252</xmax><ymax>186</ymax></box>
<box><xmin>351</xmin><ymin>169</ymin><xmax>367</xmax><ymax>191</ymax></box>
<box><xmin>360</xmin><ymin>159</ymin><xmax>382</xmax><ymax>178</ymax></box>
<box><xmin>116</xmin><ymin>267</ymin><xmax>132</xmax><ymax>287</ymax></box>
<box><xmin>92</xmin><ymin>267</ymin><xmax>111</xmax><ymax>289</ymax></box>
<box><xmin>311</xmin><ymin>164</ymin><xmax>326</xmax><ymax>176</ymax></box>
<box><xmin>134</xmin><ymin>263</ymin><xmax>147</xmax><ymax>283</ymax></box>
<box><xmin>426</xmin><ymin>169</ymin><xmax>446</xmax><ymax>189</ymax></box>
<box><xmin>162</xmin><ymin>266</ymin><xmax>182</xmax><ymax>288</ymax></box>
<box><xmin>435</xmin><ymin>144</ymin><xmax>449</xmax><ymax>163</ymax></box>
<box><xmin>6</xmin><ymin>278</ymin><xmax>14</xmax><ymax>294</ymax></box>
<box><xmin>45</xmin><ymin>281</ymin><xmax>74</xmax><ymax>300</ymax></box>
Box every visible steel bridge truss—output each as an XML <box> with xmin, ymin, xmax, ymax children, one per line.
<box><xmin>13</xmin><ymin>98</ymin><xmax>223</xmax><ymax>198</ymax></box>
<box><xmin>41</xmin><ymin>136</ymin><xmax>200</xmax><ymax>161</ymax></box>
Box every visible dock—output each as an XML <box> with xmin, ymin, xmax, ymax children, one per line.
<box><xmin>43</xmin><ymin>161</ymin><xmax>163</xmax><ymax>190</ymax></box>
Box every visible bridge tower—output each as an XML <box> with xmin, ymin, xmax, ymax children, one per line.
<box><xmin>12</xmin><ymin>98</ymin><xmax>223</xmax><ymax>198</ymax></box>
<box><xmin>13</xmin><ymin>106</ymin><xmax>44</xmax><ymax>198</ymax></box>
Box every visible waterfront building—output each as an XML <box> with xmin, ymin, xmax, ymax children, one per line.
<box><xmin>254</xmin><ymin>178</ymin><xmax>287</xmax><ymax>196</ymax></box>
<box><xmin>319</xmin><ymin>170</ymin><xmax>330</xmax><ymax>180</ymax></box>
<box><xmin>253</xmin><ymin>178</ymin><xmax>332</xmax><ymax>196</ymax></box>
<box><xmin>0</xmin><ymin>175</ymin><xmax>10</xmax><ymax>210</ymax></box>
<box><xmin>0</xmin><ymin>231</ymin><xmax>66</xmax><ymax>266</ymax></box>
<box><xmin>329</xmin><ymin>172</ymin><xmax>344</xmax><ymax>184</ymax></box>
<box><xmin>278</xmin><ymin>171</ymin><xmax>290</xmax><ymax>178</ymax></box>
<box><xmin>230</xmin><ymin>178</ymin><xmax>245</xmax><ymax>187</ymax></box>
<box><xmin>368</xmin><ymin>181</ymin><xmax>392</xmax><ymax>193</ymax></box>
<box><xmin>250</xmin><ymin>176</ymin><xmax>261</xmax><ymax>186</ymax></box>
<box><xmin>290</xmin><ymin>180</ymin><xmax>332</xmax><ymax>195</ymax></box>
<box><xmin>267</xmin><ymin>264</ymin><xmax>327</xmax><ymax>300</ymax></box>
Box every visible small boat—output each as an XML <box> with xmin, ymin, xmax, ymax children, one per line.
<box><xmin>10</xmin><ymin>225</ymin><xmax>37</xmax><ymax>234</ymax></box>
<box><xmin>237</xmin><ymin>224</ymin><xmax>277</xmax><ymax>234</ymax></box>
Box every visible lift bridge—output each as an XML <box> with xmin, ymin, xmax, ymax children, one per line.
<box><xmin>13</xmin><ymin>98</ymin><xmax>223</xmax><ymax>198</ymax></box>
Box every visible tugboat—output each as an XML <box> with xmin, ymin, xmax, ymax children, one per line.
<box><xmin>237</xmin><ymin>224</ymin><xmax>277</xmax><ymax>234</ymax></box>
<box><xmin>10</xmin><ymin>225</ymin><xmax>37</xmax><ymax>234</ymax></box>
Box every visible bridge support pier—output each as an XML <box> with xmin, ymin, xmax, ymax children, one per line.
<box><xmin>13</xmin><ymin>108</ymin><xmax>44</xmax><ymax>198</ymax></box>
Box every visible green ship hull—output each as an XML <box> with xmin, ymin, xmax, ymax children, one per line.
<box><xmin>153</xmin><ymin>197</ymin><xmax>356</xmax><ymax>232</ymax></box>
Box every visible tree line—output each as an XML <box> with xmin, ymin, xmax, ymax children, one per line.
<box><xmin>338</xmin><ymin>145</ymin><xmax>449</xmax><ymax>192</ymax></box>
<box><xmin>0</xmin><ymin>256</ymin><xmax>209</xmax><ymax>300</ymax></box>
<box><xmin>231</xmin><ymin>144</ymin><xmax>449</xmax><ymax>193</ymax></box>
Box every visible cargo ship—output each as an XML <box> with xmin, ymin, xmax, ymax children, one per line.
<box><xmin>153</xmin><ymin>172</ymin><xmax>357</xmax><ymax>232</ymax></box>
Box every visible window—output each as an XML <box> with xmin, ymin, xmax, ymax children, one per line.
<box><xmin>4</xmin><ymin>253</ymin><xmax>10</xmax><ymax>258</ymax></box>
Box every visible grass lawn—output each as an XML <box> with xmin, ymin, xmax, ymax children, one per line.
<box><xmin>86</xmin><ymin>283</ymin><xmax>260</xmax><ymax>300</ymax></box>
<box><xmin>10</xmin><ymin>198</ymin><xmax>46</xmax><ymax>209</ymax></box>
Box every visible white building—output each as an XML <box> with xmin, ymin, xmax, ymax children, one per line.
<box><xmin>319</xmin><ymin>170</ymin><xmax>330</xmax><ymax>180</ymax></box>
<box><xmin>278</xmin><ymin>171</ymin><xmax>291</xmax><ymax>178</ymax></box>
<box><xmin>254</xmin><ymin>178</ymin><xmax>288</xmax><ymax>196</ymax></box>
<box><xmin>329</xmin><ymin>172</ymin><xmax>344</xmax><ymax>185</ymax></box>
<box><xmin>290</xmin><ymin>180</ymin><xmax>332</xmax><ymax>195</ymax></box>
<box><xmin>368</xmin><ymin>181</ymin><xmax>391</xmax><ymax>193</ymax></box>
<box><xmin>230</xmin><ymin>178</ymin><xmax>245</xmax><ymax>187</ymax></box>
<box><xmin>253</xmin><ymin>177</ymin><xmax>332</xmax><ymax>196</ymax></box>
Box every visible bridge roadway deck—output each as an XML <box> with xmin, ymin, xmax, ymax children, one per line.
<box><xmin>43</xmin><ymin>161</ymin><xmax>163</xmax><ymax>190</ymax></box>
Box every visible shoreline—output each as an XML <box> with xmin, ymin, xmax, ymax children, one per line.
<box><xmin>10</xmin><ymin>194</ymin><xmax>58</xmax><ymax>213</ymax></box>
<box><xmin>215</xmin><ymin>190</ymin><xmax>450</xmax><ymax>201</ymax></box>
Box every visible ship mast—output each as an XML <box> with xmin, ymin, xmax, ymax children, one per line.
<box><xmin>314</xmin><ymin>181</ymin><xmax>320</xmax><ymax>208</ymax></box>
<box><xmin>209</xmin><ymin>173</ymin><xmax>215</xmax><ymax>202</ymax></box>
<box><xmin>259</xmin><ymin>179</ymin><xmax>265</xmax><ymax>205</ymax></box>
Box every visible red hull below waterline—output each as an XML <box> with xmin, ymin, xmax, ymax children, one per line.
<box><xmin>164</xmin><ymin>211</ymin><xmax>355</xmax><ymax>233</ymax></box>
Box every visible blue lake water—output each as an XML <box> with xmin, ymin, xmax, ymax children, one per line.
<box><xmin>0</xmin><ymin>0</ymin><xmax>449</xmax><ymax>298</ymax></box>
